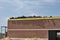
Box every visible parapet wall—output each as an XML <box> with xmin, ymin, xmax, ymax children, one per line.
<box><xmin>8</xmin><ymin>19</ymin><xmax>60</xmax><ymax>29</ymax></box>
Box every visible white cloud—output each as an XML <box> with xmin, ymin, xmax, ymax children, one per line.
<box><xmin>6</xmin><ymin>17</ymin><xmax>9</xmax><ymax>20</ymax></box>
<box><xmin>6</xmin><ymin>0</ymin><xmax>42</xmax><ymax>15</ymax></box>
<box><xmin>44</xmin><ymin>0</ymin><xmax>60</xmax><ymax>3</ymax></box>
<box><xmin>44</xmin><ymin>0</ymin><xmax>56</xmax><ymax>2</ymax></box>
<box><xmin>8</xmin><ymin>0</ymin><xmax>60</xmax><ymax>16</ymax></box>
<box><xmin>0</xmin><ymin>0</ymin><xmax>60</xmax><ymax>16</ymax></box>
<box><xmin>30</xmin><ymin>13</ymin><xmax>39</xmax><ymax>16</ymax></box>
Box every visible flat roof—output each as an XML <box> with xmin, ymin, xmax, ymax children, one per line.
<box><xmin>8</xmin><ymin>17</ymin><xmax>60</xmax><ymax>20</ymax></box>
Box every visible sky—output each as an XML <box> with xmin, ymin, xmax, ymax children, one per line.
<box><xmin>0</xmin><ymin>0</ymin><xmax>60</xmax><ymax>33</ymax></box>
<box><xmin>0</xmin><ymin>0</ymin><xmax>60</xmax><ymax>27</ymax></box>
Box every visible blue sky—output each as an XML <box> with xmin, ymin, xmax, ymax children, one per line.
<box><xmin>0</xmin><ymin>0</ymin><xmax>60</xmax><ymax>26</ymax></box>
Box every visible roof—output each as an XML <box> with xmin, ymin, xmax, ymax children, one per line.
<box><xmin>8</xmin><ymin>16</ymin><xmax>60</xmax><ymax>20</ymax></box>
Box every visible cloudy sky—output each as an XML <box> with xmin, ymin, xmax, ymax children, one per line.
<box><xmin>0</xmin><ymin>0</ymin><xmax>60</xmax><ymax>27</ymax></box>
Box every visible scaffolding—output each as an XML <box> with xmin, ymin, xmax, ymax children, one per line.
<box><xmin>0</xmin><ymin>26</ymin><xmax>7</xmax><ymax>38</ymax></box>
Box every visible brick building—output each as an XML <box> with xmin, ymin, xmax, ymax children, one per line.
<box><xmin>7</xmin><ymin>16</ymin><xmax>60</xmax><ymax>40</ymax></box>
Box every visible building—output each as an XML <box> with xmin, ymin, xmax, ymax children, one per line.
<box><xmin>7</xmin><ymin>16</ymin><xmax>60</xmax><ymax>40</ymax></box>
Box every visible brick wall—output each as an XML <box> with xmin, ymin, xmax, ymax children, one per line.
<box><xmin>7</xmin><ymin>30</ymin><xmax>48</xmax><ymax>38</ymax></box>
<box><xmin>8</xmin><ymin>19</ymin><xmax>60</xmax><ymax>29</ymax></box>
<box><xmin>8</xmin><ymin>19</ymin><xmax>60</xmax><ymax>38</ymax></box>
